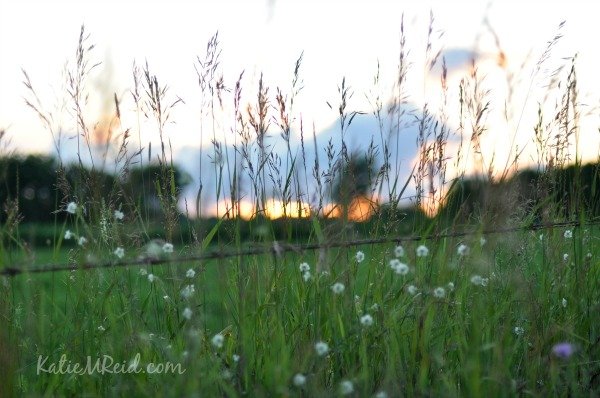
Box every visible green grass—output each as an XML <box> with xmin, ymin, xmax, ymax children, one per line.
<box><xmin>3</xmin><ymin>227</ymin><xmax>599</xmax><ymax>396</ymax></box>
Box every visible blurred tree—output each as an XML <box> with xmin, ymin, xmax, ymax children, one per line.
<box><xmin>331</xmin><ymin>153</ymin><xmax>374</xmax><ymax>217</ymax></box>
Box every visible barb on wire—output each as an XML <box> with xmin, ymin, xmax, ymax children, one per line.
<box><xmin>1</xmin><ymin>219</ymin><xmax>595</xmax><ymax>278</ymax></box>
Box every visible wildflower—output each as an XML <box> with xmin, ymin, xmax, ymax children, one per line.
<box><xmin>114</xmin><ymin>209</ymin><xmax>124</xmax><ymax>220</ymax></box>
<box><xmin>447</xmin><ymin>282</ymin><xmax>455</xmax><ymax>291</ymax></box>
<box><xmin>293</xmin><ymin>373</ymin><xmax>307</xmax><ymax>387</ymax></box>
<box><xmin>514</xmin><ymin>326</ymin><xmax>525</xmax><ymax>336</ymax></box>
<box><xmin>182</xmin><ymin>307</ymin><xmax>192</xmax><ymax>320</ymax></box>
<box><xmin>114</xmin><ymin>247</ymin><xmax>125</xmax><ymax>259</ymax></box>
<box><xmin>66</xmin><ymin>202</ymin><xmax>78</xmax><ymax>214</ymax></box>
<box><xmin>480</xmin><ymin>237</ymin><xmax>487</xmax><ymax>246</ymax></box>
<box><xmin>370</xmin><ymin>303</ymin><xmax>379</xmax><ymax>311</ymax></box>
<box><xmin>470</xmin><ymin>275</ymin><xmax>484</xmax><ymax>286</ymax></box>
<box><xmin>331</xmin><ymin>282</ymin><xmax>345</xmax><ymax>294</ymax></box>
<box><xmin>186</xmin><ymin>268</ymin><xmax>196</xmax><ymax>278</ymax></box>
<box><xmin>562</xmin><ymin>298</ymin><xmax>567</xmax><ymax>308</ymax></box>
<box><xmin>315</xmin><ymin>341</ymin><xmax>329</xmax><ymax>356</ymax></box>
<box><xmin>564</xmin><ymin>230</ymin><xmax>573</xmax><ymax>239</ymax></box>
<box><xmin>360</xmin><ymin>314</ymin><xmax>374</xmax><ymax>326</ymax></box>
<box><xmin>139</xmin><ymin>268</ymin><xmax>148</xmax><ymax>276</ymax></box>
<box><xmin>552</xmin><ymin>342</ymin><xmax>575</xmax><ymax>359</ymax></box>
<box><xmin>299</xmin><ymin>262</ymin><xmax>310</xmax><ymax>273</ymax></box>
<box><xmin>147</xmin><ymin>274</ymin><xmax>155</xmax><ymax>283</ymax></box>
<box><xmin>163</xmin><ymin>295</ymin><xmax>169</xmax><ymax>300</ymax></box>
<box><xmin>433</xmin><ymin>287</ymin><xmax>445</xmax><ymax>298</ymax></box>
<box><xmin>355</xmin><ymin>251</ymin><xmax>365</xmax><ymax>263</ymax></box>
<box><xmin>302</xmin><ymin>271</ymin><xmax>311</xmax><ymax>282</ymax></box>
<box><xmin>97</xmin><ymin>325</ymin><xmax>105</xmax><ymax>332</ymax></box>
<box><xmin>77</xmin><ymin>236</ymin><xmax>87</xmax><ymax>246</ymax></box>
<box><xmin>407</xmin><ymin>285</ymin><xmax>418</xmax><ymax>295</ymax></box>
<box><xmin>162</xmin><ymin>242</ymin><xmax>174</xmax><ymax>253</ymax></box>
<box><xmin>232</xmin><ymin>354</ymin><xmax>240</xmax><ymax>363</ymax></box>
<box><xmin>339</xmin><ymin>380</ymin><xmax>354</xmax><ymax>395</ymax></box>
<box><xmin>375</xmin><ymin>392</ymin><xmax>389</xmax><ymax>398</ymax></box>
<box><xmin>64</xmin><ymin>230</ymin><xmax>74</xmax><ymax>240</ymax></box>
<box><xmin>563</xmin><ymin>253</ymin><xmax>569</xmax><ymax>262</ymax></box>
<box><xmin>211</xmin><ymin>333</ymin><xmax>224</xmax><ymax>349</ymax></box>
<box><xmin>389</xmin><ymin>258</ymin><xmax>401</xmax><ymax>269</ymax></box>
<box><xmin>393</xmin><ymin>262</ymin><xmax>409</xmax><ymax>275</ymax></box>
<box><xmin>221</xmin><ymin>369</ymin><xmax>232</xmax><ymax>380</ymax></box>
<box><xmin>394</xmin><ymin>245</ymin><xmax>405</xmax><ymax>257</ymax></box>
<box><xmin>539</xmin><ymin>234</ymin><xmax>544</xmax><ymax>241</ymax></box>
<box><xmin>457</xmin><ymin>243</ymin><xmax>469</xmax><ymax>256</ymax></box>
<box><xmin>586</xmin><ymin>252</ymin><xmax>592</xmax><ymax>259</ymax></box>
<box><xmin>181</xmin><ymin>284</ymin><xmax>195</xmax><ymax>299</ymax></box>
<box><xmin>416</xmin><ymin>245</ymin><xmax>429</xmax><ymax>257</ymax></box>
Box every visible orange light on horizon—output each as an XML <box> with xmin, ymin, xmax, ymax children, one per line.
<box><xmin>206</xmin><ymin>198</ymin><xmax>311</xmax><ymax>220</ymax></box>
<box><xmin>324</xmin><ymin>196</ymin><xmax>377</xmax><ymax>222</ymax></box>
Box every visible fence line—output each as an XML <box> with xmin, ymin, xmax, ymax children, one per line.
<box><xmin>1</xmin><ymin>219</ymin><xmax>597</xmax><ymax>278</ymax></box>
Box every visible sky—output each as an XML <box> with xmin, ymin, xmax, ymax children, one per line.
<box><xmin>0</xmin><ymin>0</ymin><xmax>598</xmax><ymax>216</ymax></box>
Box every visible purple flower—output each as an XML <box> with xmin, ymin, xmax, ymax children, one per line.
<box><xmin>552</xmin><ymin>342</ymin><xmax>575</xmax><ymax>359</ymax></box>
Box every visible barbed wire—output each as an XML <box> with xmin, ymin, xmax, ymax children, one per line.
<box><xmin>1</xmin><ymin>219</ymin><xmax>597</xmax><ymax>278</ymax></box>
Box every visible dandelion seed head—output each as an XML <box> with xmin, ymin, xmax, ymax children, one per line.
<box><xmin>480</xmin><ymin>237</ymin><xmax>487</xmax><ymax>246</ymax></box>
<box><xmin>360</xmin><ymin>314</ymin><xmax>374</xmax><ymax>326</ymax></box>
<box><xmin>433</xmin><ymin>287</ymin><xmax>446</xmax><ymax>298</ymax></box>
<box><xmin>394</xmin><ymin>245</ymin><xmax>405</xmax><ymax>257</ymax></box>
<box><xmin>139</xmin><ymin>268</ymin><xmax>148</xmax><ymax>276</ymax></box>
<box><xmin>447</xmin><ymin>282</ymin><xmax>455</xmax><ymax>291</ymax></box>
<box><xmin>331</xmin><ymin>282</ymin><xmax>345</xmax><ymax>294</ymax></box>
<box><xmin>211</xmin><ymin>333</ymin><xmax>224</xmax><ymax>349</ymax></box>
<box><xmin>97</xmin><ymin>325</ymin><xmax>105</xmax><ymax>331</ymax></box>
<box><xmin>393</xmin><ymin>261</ymin><xmax>409</xmax><ymax>275</ymax></box>
<box><xmin>162</xmin><ymin>242</ymin><xmax>174</xmax><ymax>253</ymax></box>
<box><xmin>182</xmin><ymin>307</ymin><xmax>192</xmax><ymax>320</ymax></box>
<box><xmin>114</xmin><ymin>247</ymin><xmax>125</xmax><ymax>259</ymax></box>
<box><xmin>77</xmin><ymin>236</ymin><xmax>87</xmax><ymax>246</ymax></box>
<box><xmin>114</xmin><ymin>210</ymin><xmax>124</xmax><ymax>220</ymax></box>
<box><xmin>293</xmin><ymin>373</ymin><xmax>306</xmax><ymax>387</ymax></box>
<box><xmin>563</xmin><ymin>253</ymin><xmax>569</xmax><ymax>262</ymax></box>
<box><xmin>147</xmin><ymin>274</ymin><xmax>155</xmax><ymax>283</ymax></box>
<box><xmin>339</xmin><ymin>380</ymin><xmax>354</xmax><ymax>395</ymax></box>
<box><xmin>514</xmin><ymin>326</ymin><xmax>525</xmax><ymax>336</ymax></box>
<box><xmin>315</xmin><ymin>341</ymin><xmax>329</xmax><ymax>356</ymax></box>
<box><xmin>586</xmin><ymin>252</ymin><xmax>592</xmax><ymax>259</ymax></box>
<box><xmin>562</xmin><ymin>298</ymin><xmax>567</xmax><ymax>308</ymax></box>
<box><xmin>416</xmin><ymin>245</ymin><xmax>429</xmax><ymax>257</ymax></box>
<box><xmin>299</xmin><ymin>262</ymin><xmax>310</xmax><ymax>273</ymax></box>
<box><xmin>66</xmin><ymin>202</ymin><xmax>77</xmax><ymax>214</ymax></box>
<box><xmin>470</xmin><ymin>275</ymin><xmax>484</xmax><ymax>286</ymax></box>
<box><xmin>302</xmin><ymin>271</ymin><xmax>311</xmax><ymax>282</ymax></box>
<box><xmin>186</xmin><ymin>268</ymin><xmax>196</xmax><ymax>278</ymax></box>
<box><xmin>564</xmin><ymin>230</ymin><xmax>573</xmax><ymax>239</ymax></box>
<box><xmin>457</xmin><ymin>243</ymin><xmax>469</xmax><ymax>256</ymax></box>
<box><xmin>232</xmin><ymin>354</ymin><xmax>240</xmax><ymax>363</ymax></box>
<box><xmin>355</xmin><ymin>251</ymin><xmax>365</xmax><ymax>263</ymax></box>
<box><xmin>64</xmin><ymin>230</ymin><xmax>74</xmax><ymax>240</ymax></box>
<box><xmin>181</xmin><ymin>284</ymin><xmax>195</xmax><ymax>299</ymax></box>
<box><xmin>407</xmin><ymin>285</ymin><xmax>418</xmax><ymax>295</ymax></box>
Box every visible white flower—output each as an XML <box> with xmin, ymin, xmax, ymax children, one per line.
<box><xmin>182</xmin><ymin>307</ymin><xmax>192</xmax><ymax>320</ymax></box>
<box><xmin>564</xmin><ymin>230</ymin><xmax>573</xmax><ymax>239</ymax></box>
<box><xmin>447</xmin><ymin>282</ymin><xmax>455</xmax><ymax>291</ymax></box>
<box><xmin>186</xmin><ymin>268</ymin><xmax>196</xmax><ymax>278</ymax></box>
<box><xmin>480</xmin><ymin>237</ymin><xmax>487</xmax><ymax>246</ymax></box>
<box><xmin>163</xmin><ymin>295</ymin><xmax>169</xmax><ymax>300</ymax></box>
<box><xmin>114</xmin><ymin>247</ymin><xmax>125</xmax><ymax>259</ymax></box>
<box><xmin>339</xmin><ymin>380</ymin><xmax>354</xmax><ymax>395</ymax></box>
<box><xmin>457</xmin><ymin>243</ymin><xmax>469</xmax><ymax>256</ymax></box>
<box><xmin>114</xmin><ymin>210</ymin><xmax>124</xmax><ymax>220</ymax></box>
<box><xmin>64</xmin><ymin>230</ymin><xmax>74</xmax><ymax>240</ymax></box>
<box><xmin>162</xmin><ymin>242</ymin><xmax>174</xmax><ymax>253</ymax></box>
<box><xmin>77</xmin><ymin>236</ymin><xmax>87</xmax><ymax>246</ymax></box>
<box><xmin>563</xmin><ymin>253</ymin><xmax>569</xmax><ymax>262</ymax></box>
<box><xmin>293</xmin><ymin>373</ymin><xmax>307</xmax><ymax>387</ymax></box>
<box><xmin>315</xmin><ymin>341</ymin><xmax>329</xmax><ymax>356</ymax></box>
<box><xmin>586</xmin><ymin>252</ymin><xmax>593</xmax><ymax>259</ymax></box>
<box><xmin>360</xmin><ymin>314</ymin><xmax>374</xmax><ymax>327</ymax></box>
<box><xmin>390</xmin><ymin>259</ymin><xmax>409</xmax><ymax>275</ymax></box>
<box><xmin>539</xmin><ymin>234</ymin><xmax>544</xmax><ymax>241</ymax></box>
<box><xmin>66</xmin><ymin>202</ymin><xmax>78</xmax><ymax>214</ymax></box>
<box><xmin>355</xmin><ymin>251</ymin><xmax>365</xmax><ymax>263</ymax></box>
<box><xmin>470</xmin><ymin>275</ymin><xmax>483</xmax><ymax>286</ymax></box>
<box><xmin>147</xmin><ymin>274</ymin><xmax>155</xmax><ymax>283</ymax></box>
<box><xmin>433</xmin><ymin>287</ymin><xmax>446</xmax><ymax>298</ymax></box>
<box><xmin>181</xmin><ymin>284</ymin><xmax>195</xmax><ymax>299</ymax></box>
<box><xmin>375</xmin><ymin>392</ymin><xmax>389</xmax><ymax>398</ymax></box>
<box><xmin>97</xmin><ymin>325</ymin><xmax>105</xmax><ymax>331</ymax></box>
<box><xmin>416</xmin><ymin>245</ymin><xmax>429</xmax><ymax>257</ymax></box>
<box><xmin>407</xmin><ymin>285</ymin><xmax>418</xmax><ymax>295</ymax></box>
<box><xmin>299</xmin><ymin>262</ymin><xmax>310</xmax><ymax>273</ymax></box>
<box><xmin>370</xmin><ymin>303</ymin><xmax>379</xmax><ymax>311</ymax></box>
<box><xmin>232</xmin><ymin>354</ymin><xmax>240</xmax><ymax>363</ymax></box>
<box><xmin>514</xmin><ymin>326</ymin><xmax>524</xmax><ymax>336</ymax></box>
<box><xmin>394</xmin><ymin>245</ymin><xmax>405</xmax><ymax>257</ymax></box>
<box><xmin>212</xmin><ymin>333</ymin><xmax>224</xmax><ymax>349</ymax></box>
<box><xmin>562</xmin><ymin>298</ymin><xmax>567</xmax><ymax>308</ymax></box>
<box><xmin>139</xmin><ymin>268</ymin><xmax>148</xmax><ymax>276</ymax></box>
<box><xmin>221</xmin><ymin>369</ymin><xmax>232</xmax><ymax>380</ymax></box>
<box><xmin>331</xmin><ymin>282</ymin><xmax>345</xmax><ymax>294</ymax></box>
<box><xmin>302</xmin><ymin>271</ymin><xmax>311</xmax><ymax>282</ymax></box>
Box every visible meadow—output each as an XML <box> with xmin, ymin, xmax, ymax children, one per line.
<box><xmin>1</xmin><ymin>21</ymin><xmax>600</xmax><ymax>397</ymax></box>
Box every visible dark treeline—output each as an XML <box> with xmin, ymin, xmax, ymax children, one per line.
<box><xmin>1</xmin><ymin>154</ymin><xmax>599</xmax><ymax>246</ymax></box>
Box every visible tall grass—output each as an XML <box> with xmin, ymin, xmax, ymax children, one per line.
<box><xmin>1</xmin><ymin>19</ymin><xmax>599</xmax><ymax>397</ymax></box>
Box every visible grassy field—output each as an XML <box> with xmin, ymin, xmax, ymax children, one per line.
<box><xmin>2</xmin><ymin>225</ymin><xmax>599</xmax><ymax>396</ymax></box>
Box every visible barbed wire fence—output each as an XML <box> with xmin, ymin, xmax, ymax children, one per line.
<box><xmin>2</xmin><ymin>219</ymin><xmax>597</xmax><ymax>278</ymax></box>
